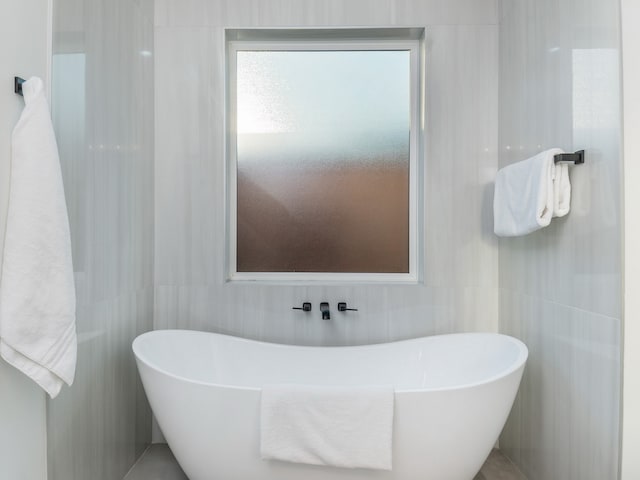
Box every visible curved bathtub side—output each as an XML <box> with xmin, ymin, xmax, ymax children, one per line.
<box><xmin>135</xmin><ymin>353</ymin><xmax>525</xmax><ymax>480</ymax></box>
<box><xmin>394</xmin><ymin>362</ymin><xmax>526</xmax><ymax>479</ymax></box>
<box><xmin>135</xmin><ymin>355</ymin><xmax>260</xmax><ymax>480</ymax></box>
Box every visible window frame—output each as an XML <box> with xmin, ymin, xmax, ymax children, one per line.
<box><xmin>225</xmin><ymin>30</ymin><xmax>423</xmax><ymax>284</ymax></box>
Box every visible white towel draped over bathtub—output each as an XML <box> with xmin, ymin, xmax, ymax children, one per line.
<box><xmin>260</xmin><ymin>384</ymin><xmax>394</xmax><ymax>470</ymax></box>
<box><xmin>0</xmin><ymin>77</ymin><xmax>77</xmax><ymax>399</ymax></box>
<box><xmin>493</xmin><ymin>148</ymin><xmax>571</xmax><ymax>237</ymax></box>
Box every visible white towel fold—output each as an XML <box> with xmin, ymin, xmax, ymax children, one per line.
<box><xmin>0</xmin><ymin>77</ymin><xmax>77</xmax><ymax>399</ymax></box>
<box><xmin>553</xmin><ymin>163</ymin><xmax>571</xmax><ymax>217</ymax></box>
<box><xmin>260</xmin><ymin>384</ymin><xmax>394</xmax><ymax>470</ymax></box>
<box><xmin>493</xmin><ymin>148</ymin><xmax>571</xmax><ymax>237</ymax></box>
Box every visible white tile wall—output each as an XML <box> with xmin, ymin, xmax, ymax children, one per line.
<box><xmin>154</xmin><ymin>0</ymin><xmax>499</xmax><ymax>28</ymax></box>
<box><xmin>153</xmin><ymin>1</ymin><xmax>500</xmax><ymax>355</ymax></box>
<box><xmin>46</xmin><ymin>0</ymin><xmax>155</xmax><ymax>479</ymax></box>
<box><xmin>621</xmin><ymin>2</ymin><xmax>640</xmax><ymax>477</ymax></box>
<box><xmin>497</xmin><ymin>0</ymin><xmax>622</xmax><ymax>478</ymax></box>
<box><xmin>0</xmin><ymin>1</ymin><xmax>50</xmax><ymax>478</ymax></box>
<box><xmin>499</xmin><ymin>291</ymin><xmax>620</xmax><ymax>479</ymax></box>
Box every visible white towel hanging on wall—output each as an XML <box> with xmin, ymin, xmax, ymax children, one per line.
<box><xmin>493</xmin><ymin>148</ymin><xmax>572</xmax><ymax>237</ymax></box>
<box><xmin>0</xmin><ymin>76</ymin><xmax>77</xmax><ymax>398</ymax></box>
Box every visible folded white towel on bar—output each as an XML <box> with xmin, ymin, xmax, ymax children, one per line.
<box><xmin>493</xmin><ymin>148</ymin><xmax>571</xmax><ymax>237</ymax></box>
<box><xmin>553</xmin><ymin>162</ymin><xmax>571</xmax><ymax>217</ymax></box>
<box><xmin>0</xmin><ymin>77</ymin><xmax>77</xmax><ymax>398</ymax></box>
<box><xmin>260</xmin><ymin>384</ymin><xmax>394</xmax><ymax>470</ymax></box>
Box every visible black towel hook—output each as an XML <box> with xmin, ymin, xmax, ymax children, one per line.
<box><xmin>554</xmin><ymin>150</ymin><xmax>585</xmax><ymax>165</ymax></box>
<box><xmin>14</xmin><ymin>77</ymin><xmax>25</xmax><ymax>96</ymax></box>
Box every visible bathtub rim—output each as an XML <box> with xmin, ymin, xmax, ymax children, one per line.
<box><xmin>132</xmin><ymin>329</ymin><xmax>528</xmax><ymax>394</ymax></box>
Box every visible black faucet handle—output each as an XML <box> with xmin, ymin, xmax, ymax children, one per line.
<box><xmin>292</xmin><ymin>302</ymin><xmax>312</xmax><ymax>312</ymax></box>
<box><xmin>337</xmin><ymin>302</ymin><xmax>358</xmax><ymax>312</ymax></box>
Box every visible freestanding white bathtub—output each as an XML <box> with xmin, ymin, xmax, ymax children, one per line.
<box><xmin>133</xmin><ymin>330</ymin><xmax>527</xmax><ymax>480</ymax></box>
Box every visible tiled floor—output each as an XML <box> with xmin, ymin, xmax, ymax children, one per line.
<box><xmin>125</xmin><ymin>444</ymin><xmax>527</xmax><ymax>480</ymax></box>
<box><xmin>473</xmin><ymin>449</ymin><xmax>528</xmax><ymax>480</ymax></box>
<box><xmin>124</xmin><ymin>445</ymin><xmax>188</xmax><ymax>480</ymax></box>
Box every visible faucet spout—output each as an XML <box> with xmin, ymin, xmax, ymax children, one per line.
<box><xmin>320</xmin><ymin>302</ymin><xmax>330</xmax><ymax>320</ymax></box>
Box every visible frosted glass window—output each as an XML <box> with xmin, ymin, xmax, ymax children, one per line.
<box><xmin>231</xmin><ymin>45</ymin><xmax>417</xmax><ymax>277</ymax></box>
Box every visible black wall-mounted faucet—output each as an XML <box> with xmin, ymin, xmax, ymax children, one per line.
<box><xmin>337</xmin><ymin>302</ymin><xmax>358</xmax><ymax>312</ymax></box>
<box><xmin>320</xmin><ymin>302</ymin><xmax>330</xmax><ymax>320</ymax></box>
<box><xmin>292</xmin><ymin>302</ymin><xmax>312</xmax><ymax>312</ymax></box>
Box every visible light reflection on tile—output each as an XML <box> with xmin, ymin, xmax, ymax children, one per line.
<box><xmin>497</xmin><ymin>0</ymin><xmax>622</xmax><ymax>478</ymax></box>
<box><xmin>47</xmin><ymin>0</ymin><xmax>155</xmax><ymax>479</ymax></box>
